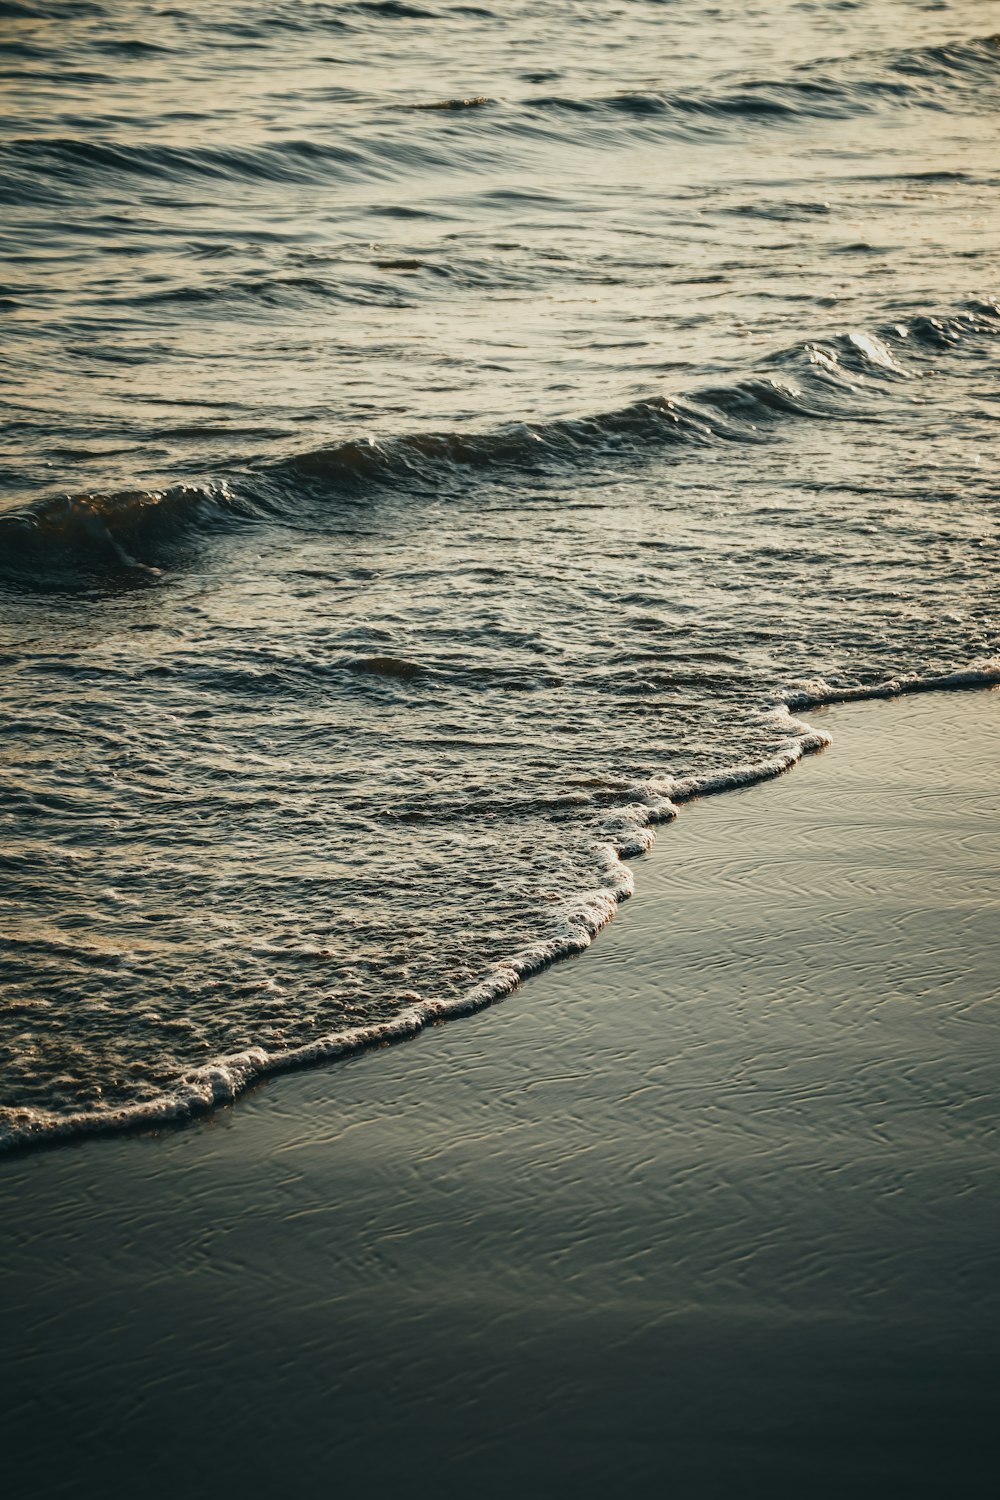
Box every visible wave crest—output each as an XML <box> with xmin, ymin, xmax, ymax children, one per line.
<box><xmin>3</xmin><ymin>303</ymin><xmax>996</xmax><ymax>584</ymax></box>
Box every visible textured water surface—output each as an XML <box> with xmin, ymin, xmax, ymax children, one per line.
<box><xmin>0</xmin><ymin>0</ymin><xmax>998</xmax><ymax>1143</ymax></box>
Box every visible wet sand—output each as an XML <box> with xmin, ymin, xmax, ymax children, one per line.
<box><xmin>3</xmin><ymin>690</ymin><xmax>998</xmax><ymax>1499</ymax></box>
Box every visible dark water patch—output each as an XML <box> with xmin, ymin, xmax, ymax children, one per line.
<box><xmin>906</xmin><ymin>314</ymin><xmax>967</xmax><ymax>349</ymax></box>
<box><xmin>153</xmin><ymin>425</ymin><xmax>297</xmax><ymax>442</ymax></box>
<box><xmin>352</xmin><ymin>0</ymin><xmax>440</xmax><ymax>17</ymax></box>
<box><xmin>91</xmin><ymin>36</ymin><xmax>177</xmax><ymax>58</ymax></box>
<box><xmin>0</xmin><ymin>484</ymin><xmax>252</xmax><ymax>585</ymax></box>
<box><xmin>722</xmin><ymin>201</ymin><xmax>832</xmax><ymax>222</ymax></box>
<box><xmin>408</xmin><ymin>95</ymin><xmax>494</xmax><ymax>110</ymax></box>
<box><xmin>894</xmin><ymin>169</ymin><xmax>975</xmax><ymax>183</ymax></box>
<box><xmin>344</xmin><ymin>653</ymin><xmax>425</xmax><ymax>681</ymax></box>
<box><xmin>830</xmin><ymin>241</ymin><xmax>884</xmax><ymax>255</ymax></box>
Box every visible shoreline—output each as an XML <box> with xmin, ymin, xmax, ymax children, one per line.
<box><xmin>3</xmin><ymin>687</ymin><xmax>999</xmax><ymax>1497</ymax></box>
<box><xmin>2</xmin><ymin>663</ymin><xmax>998</xmax><ymax>1155</ymax></box>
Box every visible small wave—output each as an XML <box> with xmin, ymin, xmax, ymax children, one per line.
<box><xmin>129</xmin><ymin>272</ymin><xmax>410</xmax><ymax>312</ymax></box>
<box><xmin>526</xmin><ymin>35</ymin><xmax>1000</xmax><ymax>132</ymax></box>
<box><xmin>2</xmin><ymin>302</ymin><xmax>997</xmax><ymax>583</ymax></box>
<box><xmin>0</xmin><ymin>135</ymin><xmax>386</xmax><ymax>202</ymax></box>
<box><xmin>4</xmin><ymin>35</ymin><xmax>996</xmax><ymax>213</ymax></box>
<box><xmin>352</xmin><ymin>0</ymin><xmax>439</xmax><ymax>17</ymax></box>
<box><xmin>889</xmin><ymin>34</ymin><xmax>1000</xmax><ymax>87</ymax></box>
<box><xmin>3</xmin><ymin>663</ymin><xmax>997</xmax><ymax>1154</ymax></box>
<box><xmin>252</xmin><ymin>302</ymin><xmax>1000</xmax><ymax>500</ymax></box>
<box><xmin>0</xmin><ymin>0</ymin><xmax>98</xmax><ymax>16</ymax></box>
<box><xmin>0</xmin><ymin>130</ymin><xmax>493</xmax><ymax>206</ymax></box>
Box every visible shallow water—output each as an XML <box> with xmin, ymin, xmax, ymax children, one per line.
<box><xmin>1</xmin><ymin>0</ymin><xmax>998</xmax><ymax>1142</ymax></box>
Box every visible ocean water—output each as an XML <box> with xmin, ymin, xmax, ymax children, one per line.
<box><xmin>0</xmin><ymin>0</ymin><xmax>998</xmax><ymax>1147</ymax></box>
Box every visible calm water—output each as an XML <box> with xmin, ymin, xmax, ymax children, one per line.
<box><xmin>1</xmin><ymin>0</ymin><xmax>998</xmax><ymax>1144</ymax></box>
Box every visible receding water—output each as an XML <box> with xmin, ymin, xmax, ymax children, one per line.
<box><xmin>0</xmin><ymin>0</ymin><xmax>998</xmax><ymax>1144</ymax></box>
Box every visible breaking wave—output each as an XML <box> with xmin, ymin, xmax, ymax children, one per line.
<box><xmin>2</xmin><ymin>303</ymin><xmax>997</xmax><ymax>584</ymax></box>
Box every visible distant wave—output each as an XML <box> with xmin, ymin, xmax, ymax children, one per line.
<box><xmin>0</xmin><ymin>0</ymin><xmax>443</xmax><ymax>34</ymax></box>
<box><xmin>527</xmin><ymin>35</ymin><xmax>1000</xmax><ymax>126</ymax></box>
<box><xmin>2</xmin><ymin>302</ymin><xmax>996</xmax><ymax>585</ymax></box>
<box><xmin>2</xmin><ymin>35</ymin><xmax>996</xmax><ymax>207</ymax></box>
<box><xmin>0</xmin><ymin>134</ymin><xmax>473</xmax><ymax>205</ymax></box>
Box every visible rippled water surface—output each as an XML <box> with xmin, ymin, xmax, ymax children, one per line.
<box><xmin>1</xmin><ymin>0</ymin><xmax>998</xmax><ymax>1144</ymax></box>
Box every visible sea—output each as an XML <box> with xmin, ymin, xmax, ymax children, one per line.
<box><xmin>1</xmin><ymin>0</ymin><xmax>997</xmax><ymax>1148</ymax></box>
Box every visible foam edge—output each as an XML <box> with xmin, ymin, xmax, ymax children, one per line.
<box><xmin>2</xmin><ymin>659</ymin><xmax>997</xmax><ymax>1153</ymax></box>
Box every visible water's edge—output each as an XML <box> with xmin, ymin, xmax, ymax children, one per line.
<box><xmin>3</xmin><ymin>664</ymin><xmax>996</xmax><ymax>1156</ymax></box>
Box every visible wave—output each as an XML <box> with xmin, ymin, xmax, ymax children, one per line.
<box><xmin>128</xmin><ymin>272</ymin><xmax>418</xmax><ymax>313</ymax></box>
<box><xmin>122</xmin><ymin>252</ymin><xmax>534</xmax><ymax>313</ymax></box>
<box><xmin>0</xmin><ymin>128</ymin><xmax>525</xmax><ymax>209</ymax></box>
<box><xmin>0</xmin><ymin>482</ymin><xmax>252</xmax><ymax>582</ymax></box>
<box><xmin>3</xmin><ymin>34</ymin><xmax>996</xmax><ymax>206</ymax></box>
<box><xmin>0</xmin><ymin>135</ymin><xmax>416</xmax><ymax>202</ymax></box>
<box><xmin>2</xmin><ymin>302</ymin><xmax>996</xmax><ymax>585</ymax></box>
<box><xmin>0</xmin><ymin>0</ymin><xmax>103</xmax><ymax>17</ymax></box>
<box><xmin>527</xmin><ymin>35</ymin><xmax>1000</xmax><ymax>127</ymax></box>
<box><xmin>3</xmin><ymin>662</ymin><xmax>997</xmax><ymax>1154</ymax></box>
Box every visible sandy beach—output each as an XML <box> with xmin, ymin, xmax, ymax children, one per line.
<box><xmin>3</xmin><ymin>688</ymin><xmax>998</xmax><ymax>1498</ymax></box>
